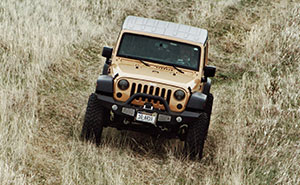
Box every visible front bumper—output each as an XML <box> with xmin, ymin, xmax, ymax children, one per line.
<box><xmin>95</xmin><ymin>93</ymin><xmax>201</xmax><ymax>136</ymax></box>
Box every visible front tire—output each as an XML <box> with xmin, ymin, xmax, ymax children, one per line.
<box><xmin>81</xmin><ymin>93</ymin><xmax>106</xmax><ymax>146</ymax></box>
<box><xmin>184</xmin><ymin>112</ymin><xmax>209</xmax><ymax>159</ymax></box>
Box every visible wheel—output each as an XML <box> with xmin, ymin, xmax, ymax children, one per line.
<box><xmin>204</xmin><ymin>93</ymin><xmax>214</xmax><ymax>138</ymax></box>
<box><xmin>184</xmin><ymin>112</ymin><xmax>209</xmax><ymax>159</ymax></box>
<box><xmin>80</xmin><ymin>93</ymin><xmax>107</xmax><ymax>146</ymax></box>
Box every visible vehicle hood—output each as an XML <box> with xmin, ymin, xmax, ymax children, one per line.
<box><xmin>110</xmin><ymin>60</ymin><xmax>201</xmax><ymax>90</ymax></box>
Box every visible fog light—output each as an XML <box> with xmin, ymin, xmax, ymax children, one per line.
<box><xmin>112</xmin><ymin>104</ymin><xmax>118</xmax><ymax>111</ymax></box>
<box><xmin>176</xmin><ymin>116</ymin><xmax>182</xmax><ymax>123</ymax></box>
<box><xmin>177</xmin><ymin>104</ymin><xmax>183</xmax><ymax>109</ymax></box>
<box><xmin>117</xmin><ymin>92</ymin><xmax>122</xmax><ymax>98</ymax></box>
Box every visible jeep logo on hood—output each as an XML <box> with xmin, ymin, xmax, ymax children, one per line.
<box><xmin>153</xmin><ymin>65</ymin><xmax>173</xmax><ymax>72</ymax></box>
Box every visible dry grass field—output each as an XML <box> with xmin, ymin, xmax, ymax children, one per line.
<box><xmin>0</xmin><ymin>0</ymin><xmax>299</xmax><ymax>184</ymax></box>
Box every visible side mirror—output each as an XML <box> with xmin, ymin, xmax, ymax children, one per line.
<box><xmin>102</xmin><ymin>47</ymin><xmax>113</xmax><ymax>59</ymax></box>
<box><xmin>204</xmin><ymin>65</ymin><xmax>216</xmax><ymax>77</ymax></box>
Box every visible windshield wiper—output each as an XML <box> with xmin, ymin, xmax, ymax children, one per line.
<box><xmin>138</xmin><ymin>59</ymin><xmax>150</xmax><ymax>67</ymax></box>
<box><xmin>172</xmin><ymin>64</ymin><xmax>184</xmax><ymax>74</ymax></box>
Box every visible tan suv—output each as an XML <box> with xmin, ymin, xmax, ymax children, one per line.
<box><xmin>81</xmin><ymin>16</ymin><xmax>216</xmax><ymax>159</ymax></box>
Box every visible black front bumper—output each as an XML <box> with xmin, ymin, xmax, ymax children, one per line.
<box><xmin>95</xmin><ymin>93</ymin><xmax>201</xmax><ymax>136</ymax></box>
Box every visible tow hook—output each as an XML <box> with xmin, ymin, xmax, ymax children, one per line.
<box><xmin>123</xmin><ymin>119</ymin><xmax>130</xmax><ymax>125</ymax></box>
<box><xmin>159</xmin><ymin>125</ymin><xmax>168</xmax><ymax>131</ymax></box>
<box><xmin>179</xmin><ymin>124</ymin><xmax>188</xmax><ymax>135</ymax></box>
<box><xmin>110</xmin><ymin>110</ymin><xmax>114</xmax><ymax>121</ymax></box>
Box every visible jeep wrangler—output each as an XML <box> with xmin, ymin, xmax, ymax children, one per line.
<box><xmin>81</xmin><ymin>16</ymin><xmax>216</xmax><ymax>159</ymax></box>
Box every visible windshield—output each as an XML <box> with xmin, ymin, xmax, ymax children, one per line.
<box><xmin>117</xmin><ymin>33</ymin><xmax>201</xmax><ymax>71</ymax></box>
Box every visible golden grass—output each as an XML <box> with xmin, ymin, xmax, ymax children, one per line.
<box><xmin>0</xmin><ymin>0</ymin><xmax>299</xmax><ymax>184</ymax></box>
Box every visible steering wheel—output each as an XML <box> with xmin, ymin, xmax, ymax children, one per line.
<box><xmin>176</xmin><ymin>58</ymin><xmax>192</xmax><ymax>67</ymax></box>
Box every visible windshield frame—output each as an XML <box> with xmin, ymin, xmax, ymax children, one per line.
<box><xmin>116</xmin><ymin>32</ymin><xmax>201</xmax><ymax>71</ymax></box>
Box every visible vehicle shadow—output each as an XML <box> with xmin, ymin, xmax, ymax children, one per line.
<box><xmin>101</xmin><ymin>128</ymin><xmax>172</xmax><ymax>159</ymax></box>
<box><xmin>100</xmin><ymin>127</ymin><xmax>219</xmax><ymax>162</ymax></box>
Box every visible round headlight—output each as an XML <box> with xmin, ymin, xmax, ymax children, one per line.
<box><xmin>118</xmin><ymin>79</ymin><xmax>129</xmax><ymax>90</ymax></box>
<box><xmin>174</xmin><ymin>90</ymin><xmax>185</xmax><ymax>101</ymax></box>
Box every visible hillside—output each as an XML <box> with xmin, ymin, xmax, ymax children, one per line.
<box><xmin>0</xmin><ymin>0</ymin><xmax>299</xmax><ymax>184</ymax></box>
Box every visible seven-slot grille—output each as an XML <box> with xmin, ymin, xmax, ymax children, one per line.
<box><xmin>130</xmin><ymin>83</ymin><xmax>172</xmax><ymax>105</ymax></box>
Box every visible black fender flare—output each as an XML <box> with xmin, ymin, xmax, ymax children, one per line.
<box><xmin>186</xmin><ymin>92</ymin><xmax>207</xmax><ymax>111</ymax></box>
<box><xmin>203</xmin><ymin>77</ymin><xmax>211</xmax><ymax>95</ymax></box>
<box><xmin>95</xmin><ymin>75</ymin><xmax>113</xmax><ymax>94</ymax></box>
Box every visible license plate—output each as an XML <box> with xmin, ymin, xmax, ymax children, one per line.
<box><xmin>136</xmin><ymin>112</ymin><xmax>157</xmax><ymax>124</ymax></box>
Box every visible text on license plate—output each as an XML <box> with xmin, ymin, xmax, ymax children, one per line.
<box><xmin>136</xmin><ymin>112</ymin><xmax>157</xmax><ymax>124</ymax></box>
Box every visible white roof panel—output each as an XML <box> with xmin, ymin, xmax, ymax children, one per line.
<box><xmin>122</xmin><ymin>16</ymin><xmax>208</xmax><ymax>45</ymax></box>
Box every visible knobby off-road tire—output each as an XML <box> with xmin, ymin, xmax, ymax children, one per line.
<box><xmin>81</xmin><ymin>93</ymin><xmax>107</xmax><ymax>146</ymax></box>
<box><xmin>204</xmin><ymin>93</ymin><xmax>214</xmax><ymax>138</ymax></box>
<box><xmin>184</xmin><ymin>112</ymin><xmax>209</xmax><ymax>160</ymax></box>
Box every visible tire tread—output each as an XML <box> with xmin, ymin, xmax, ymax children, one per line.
<box><xmin>80</xmin><ymin>93</ymin><xmax>105</xmax><ymax>146</ymax></box>
<box><xmin>185</xmin><ymin>112</ymin><xmax>209</xmax><ymax>159</ymax></box>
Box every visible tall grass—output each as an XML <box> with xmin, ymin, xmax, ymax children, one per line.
<box><xmin>0</xmin><ymin>0</ymin><xmax>299</xmax><ymax>184</ymax></box>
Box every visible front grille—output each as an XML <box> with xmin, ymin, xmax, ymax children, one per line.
<box><xmin>130</xmin><ymin>83</ymin><xmax>172</xmax><ymax>105</ymax></box>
